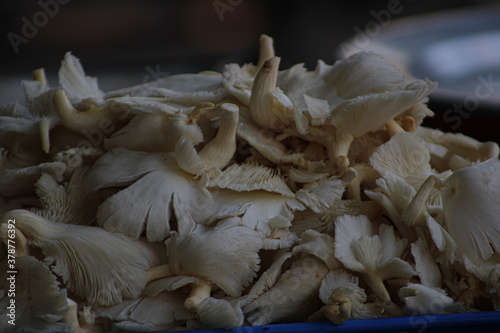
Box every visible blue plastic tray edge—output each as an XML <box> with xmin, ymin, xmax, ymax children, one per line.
<box><xmin>165</xmin><ymin>311</ymin><xmax>500</xmax><ymax>333</ymax></box>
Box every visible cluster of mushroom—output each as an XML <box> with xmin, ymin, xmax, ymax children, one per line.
<box><xmin>1</xmin><ymin>35</ymin><xmax>500</xmax><ymax>332</ymax></box>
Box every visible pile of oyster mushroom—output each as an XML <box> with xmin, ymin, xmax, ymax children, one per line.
<box><xmin>1</xmin><ymin>35</ymin><xmax>500</xmax><ymax>332</ymax></box>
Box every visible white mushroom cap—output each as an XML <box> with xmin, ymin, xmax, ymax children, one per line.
<box><xmin>166</xmin><ymin>219</ymin><xmax>262</xmax><ymax>297</ymax></box>
<box><xmin>58</xmin><ymin>52</ymin><xmax>104</xmax><ymax>105</ymax></box>
<box><xmin>411</xmin><ymin>238</ymin><xmax>442</xmax><ymax>289</ymax></box>
<box><xmin>334</xmin><ymin>215</ymin><xmax>416</xmax><ymax>304</ymax></box>
<box><xmin>1</xmin><ymin>210</ymin><xmax>161</xmax><ymax>307</ymax></box>
<box><xmin>441</xmin><ymin>159</ymin><xmax>500</xmax><ymax>261</ymax></box>
<box><xmin>243</xmin><ymin>255</ymin><xmax>329</xmax><ymax>326</ymax></box>
<box><xmin>33</xmin><ymin>167</ymin><xmax>102</xmax><ymax>226</ymax></box>
<box><xmin>399</xmin><ymin>283</ymin><xmax>454</xmax><ymax>315</ymax></box>
<box><xmin>370</xmin><ymin>132</ymin><xmax>433</xmax><ymax>189</ymax></box>
<box><xmin>208</xmin><ymin>188</ymin><xmax>296</xmax><ymax>238</ymax></box>
<box><xmin>292</xmin><ymin>229</ymin><xmax>341</xmax><ymax>270</ymax></box>
<box><xmin>196</xmin><ymin>297</ymin><xmax>244</xmax><ymax>329</ymax></box>
<box><xmin>85</xmin><ymin>148</ymin><xmax>215</xmax><ymax>240</ymax></box>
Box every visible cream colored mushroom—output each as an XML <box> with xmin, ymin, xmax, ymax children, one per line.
<box><xmin>318</xmin><ymin>269</ymin><xmax>378</xmax><ymax>324</ymax></box>
<box><xmin>0</xmin><ymin>210</ymin><xmax>161</xmax><ymax>307</ymax></box>
<box><xmin>53</xmin><ymin>89</ymin><xmax>131</xmax><ymax>134</ymax></box>
<box><xmin>84</xmin><ymin>148</ymin><xmax>215</xmax><ymax>240</ymax></box>
<box><xmin>146</xmin><ymin>218</ymin><xmax>262</xmax><ymax>312</ymax></box>
<box><xmin>243</xmin><ymin>255</ymin><xmax>329</xmax><ymax>326</ymax></box>
<box><xmin>334</xmin><ymin>215</ymin><xmax>416</xmax><ymax>305</ymax></box>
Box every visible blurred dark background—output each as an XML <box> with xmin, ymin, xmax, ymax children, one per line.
<box><xmin>1</xmin><ymin>0</ymin><xmax>500</xmax><ymax>141</ymax></box>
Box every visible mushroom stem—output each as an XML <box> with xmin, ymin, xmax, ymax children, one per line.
<box><xmin>402</xmin><ymin>175</ymin><xmax>437</xmax><ymax>226</ymax></box>
<box><xmin>321</xmin><ymin>296</ymin><xmax>351</xmax><ymax>325</ymax></box>
<box><xmin>39</xmin><ymin>117</ymin><xmax>51</xmax><ymax>153</ymax></box>
<box><xmin>256</xmin><ymin>34</ymin><xmax>275</xmax><ymax>72</ymax></box>
<box><xmin>328</xmin><ymin>134</ymin><xmax>353</xmax><ymax>173</ymax></box>
<box><xmin>363</xmin><ymin>274</ymin><xmax>391</xmax><ymax>306</ymax></box>
<box><xmin>249</xmin><ymin>57</ymin><xmax>282</xmax><ymax>130</ymax></box>
<box><xmin>184</xmin><ymin>277</ymin><xmax>213</xmax><ymax>311</ymax></box>
<box><xmin>402</xmin><ymin>116</ymin><xmax>416</xmax><ymax>132</ymax></box>
<box><xmin>54</xmin><ymin>89</ymin><xmax>129</xmax><ymax>133</ymax></box>
<box><xmin>385</xmin><ymin>119</ymin><xmax>404</xmax><ymax>136</ymax></box>
<box><xmin>198</xmin><ymin>103</ymin><xmax>239</xmax><ymax>171</ymax></box>
<box><xmin>146</xmin><ymin>264</ymin><xmax>173</xmax><ymax>282</ymax></box>
<box><xmin>345</xmin><ymin>164</ymin><xmax>379</xmax><ymax>201</ymax></box>
<box><xmin>189</xmin><ymin>102</ymin><xmax>216</xmax><ymax>123</ymax></box>
<box><xmin>33</xmin><ymin>68</ymin><xmax>47</xmax><ymax>84</ymax></box>
<box><xmin>0</xmin><ymin>223</ymin><xmax>30</xmax><ymax>257</ymax></box>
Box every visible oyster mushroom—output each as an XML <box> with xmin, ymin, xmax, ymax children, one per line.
<box><xmin>84</xmin><ymin>147</ymin><xmax>215</xmax><ymax>240</ymax></box>
<box><xmin>291</xmin><ymin>229</ymin><xmax>341</xmax><ymax>270</ymax></box>
<box><xmin>206</xmin><ymin>162</ymin><xmax>298</xmax><ymax>245</ymax></box>
<box><xmin>399</xmin><ymin>283</ymin><xmax>454</xmax><ymax>315</ymax></box>
<box><xmin>0</xmin><ymin>210</ymin><xmax>161</xmax><ymax>307</ymax></box>
<box><xmin>334</xmin><ymin>215</ymin><xmax>416</xmax><ymax>305</ymax></box>
<box><xmin>0</xmin><ymin>74</ymin><xmax>59</xmax><ymax>154</ymax></box>
<box><xmin>365</xmin><ymin>175</ymin><xmax>457</xmax><ymax>264</ymax></box>
<box><xmin>416</xmin><ymin>126</ymin><xmax>499</xmax><ymax>171</ymax></box>
<box><xmin>318</xmin><ymin>269</ymin><xmax>377</xmax><ymax>324</ymax></box>
<box><xmin>53</xmin><ymin>89</ymin><xmax>131</xmax><ymax>135</ymax></box>
<box><xmin>0</xmin><ymin>160</ymin><xmax>66</xmax><ymax>198</ymax></box>
<box><xmin>440</xmin><ymin>159</ymin><xmax>500</xmax><ymax>262</ymax></box>
<box><xmin>243</xmin><ymin>254</ymin><xmax>329</xmax><ymax>326</ymax></box>
<box><xmin>58</xmin><ymin>52</ymin><xmax>104</xmax><ymax>105</ymax></box>
<box><xmin>96</xmin><ymin>290</ymin><xmax>194</xmax><ymax>332</ymax></box>
<box><xmin>103</xmin><ymin>102</ymin><xmax>218</xmax><ymax>153</ymax></box>
<box><xmin>32</xmin><ymin>167</ymin><xmax>104</xmax><ymax>226</ymax></box>
<box><xmin>147</xmin><ymin>218</ymin><xmax>262</xmax><ymax>312</ymax></box>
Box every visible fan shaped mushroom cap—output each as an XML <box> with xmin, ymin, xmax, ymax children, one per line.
<box><xmin>334</xmin><ymin>215</ymin><xmax>416</xmax><ymax>304</ymax></box>
<box><xmin>292</xmin><ymin>229</ymin><xmax>340</xmax><ymax>270</ymax></box>
<box><xmin>195</xmin><ymin>297</ymin><xmax>244</xmax><ymax>329</ymax></box>
<box><xmin>166</xmin><ymin>218</ymin><xmax>262</xmax><ymax>297</ymax></box>
<box><xmin>85</xmin><ymin>148</ymin><xmax>215</xmax><ymax>240</ymax></box>
<box><xmin>0</xmin><ymin>210</ymin><xmax>161</xmax><ymax>307</ymax></box>
<box><xmin>441</xmin><ymin>159</ymin><xmax>500</xmax><ymax>261</ymax></box>
<box><xmin>411</xmin><ymin>238</ymin><xmax>442</xmax><ymax>289</ymax></box>
<box><xmin>33</xmin><ymin>167</ymin><xmax>102</xmax><ymax>226</ymax></box>
<box><xmin>370</xmin><ymin>132</ymin><xmax>433</xmax><ymax>189</ymax></box>
<box><xmin>243</xmin><ymin>255</ymin><xmax>329</xmax><ymax>326</ymax></box>
<box><xmin>399</xmin><ymin>283</ymin><xmax>454</xmax><ymax>315</ymax></box>
<box><xmin>209</xmin><ymin>162</ymin><xmax>293</xmax><ymax>197</ymax></box>
<box><xmin>58</xmin><ymin>52</ymin><xmax>104</xmax><ymax>105</ymax></box>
